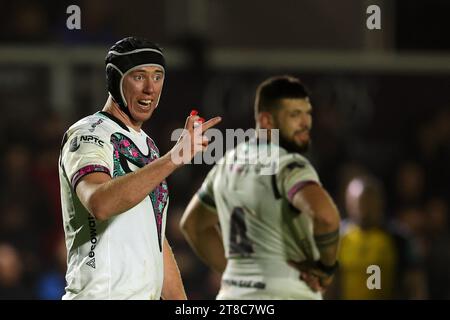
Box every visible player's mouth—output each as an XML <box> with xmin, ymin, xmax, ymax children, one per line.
<box><xmin>137</xmin><ymin>99</ymin><xmax>153</xmax><ymax>108</ymax></box>
<box><xmin>295</xmin><ymin>130</ymin><xmax>309</xmax><ymax>139</ymax></box>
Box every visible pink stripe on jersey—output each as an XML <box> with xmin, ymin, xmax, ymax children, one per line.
<box><xmin>71</xmin><ymin>165</ymin><xmax>110</xmax><ymax>189</ymax></box>
<box><xmin>287</xmin><ymin>180</ymin><xmax>318</xmax><ymax>203</ymax></box>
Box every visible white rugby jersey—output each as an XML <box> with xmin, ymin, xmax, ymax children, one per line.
<box><xmin>198</xmin><ymin>140</ymin><xmax>322</xmax><ymax>299</ymax></box>
<box><xmin>59</xmin><ymin>111</ymin><xmax>169</xmax><ymax>300</ymax></box>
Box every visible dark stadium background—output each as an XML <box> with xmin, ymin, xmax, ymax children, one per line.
<box><xmin>0</xmin><ymin>0</ymin><xmax>449</xmax><ymax>299</ymax></box>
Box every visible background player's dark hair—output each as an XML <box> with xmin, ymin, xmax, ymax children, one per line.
<box><xmin>254</xmin><ymin>75</ymin><xmax>309</xmax><ymax>118</ymax></box>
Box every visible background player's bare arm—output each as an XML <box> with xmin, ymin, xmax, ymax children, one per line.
<box><xmin>76</xmin><ymin>115</ymin><xmax>221</xmax><ymax>221</ymax></box>
<box><xmin>291</xmin><ymin>183</ymin><xmax>340</xmax><ymax>266</ymax></box>
<box><xmin>161</xmin><ymin>238</ymin><xmax>187</xmax><ymax>299</ymax></box>
<box><xmin>290</xmin><ymin>183</ymin><xmax>341</xmax><ymax>289</ymax></box>
<box><xmin>180</xmin><ymin>195</ymin><xmax>227</xmax><ymax>274</ymax></box>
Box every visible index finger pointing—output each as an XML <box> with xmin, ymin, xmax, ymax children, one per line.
<box><xmin>200</xmin><ymin>116</ymin><xmax>222</xmax><ymax>132</ymax></box>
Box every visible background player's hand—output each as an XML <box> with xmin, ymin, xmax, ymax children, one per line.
<box><xmin>170</xmin><ymin>110</ymin><xmax>221</xmax><ymax>166</ymax></box>
<box><xmin>288</xmin><ymin>260</ymin><xmax>334</xmax><ymax>294</ymax></box>
<box><xmin>299</xmin><ymin>270</ymin><xmax>324</xmax><ymax>293</ymax></box>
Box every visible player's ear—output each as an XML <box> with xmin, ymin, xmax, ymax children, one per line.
<box><xmin>258</xmin><ymin>112</ymin><xmax>275</xmax><ymax>129</ymax></box>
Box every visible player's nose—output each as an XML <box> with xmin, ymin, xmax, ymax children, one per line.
<box><xmin>143</xmin><ymin>79</ymin><xmax>155</xmax><ymax>94</ymax></box>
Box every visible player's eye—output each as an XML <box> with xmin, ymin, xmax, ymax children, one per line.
<box><xmin>134</xmin><ymin>74</ymin><xmax>144</xmax><ymax>81</ymax></box>
<box><xmin>153</xmin><ymin>73</ymin><xmax>164</xmax><ymax>81</ymax></box>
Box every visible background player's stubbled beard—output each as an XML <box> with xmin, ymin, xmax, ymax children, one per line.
<box><xmin>274</xmin><ymin>118</ymin><xmax>311</xmax><ymax>154</ymax></box>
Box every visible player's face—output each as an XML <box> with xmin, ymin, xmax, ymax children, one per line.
<box><xmin>122</xmin><ymin>66</ymin><xmax>164</xmax><ymax>126</ymax></box>
<box><xmin>273</xmin><ymin>98</ymin><xmax>312</xmax><ymax>153</ymax></box>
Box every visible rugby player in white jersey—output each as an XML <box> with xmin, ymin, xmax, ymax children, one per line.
<box><xmin>58</xmin><ymin>37</ymin><xmax>221</xmax><ymax>299</ymax></box>
<box><xmin>180</xmin><ymin>75</ymin><xmax>340</xmax><ymax>299</ymax></box>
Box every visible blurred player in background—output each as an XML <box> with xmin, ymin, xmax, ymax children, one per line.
<box><xmin>334</xmin><ymin>175</ymin><xmax>427</xmax><ymax>299</ymax></box>
<box><xmin>180</xmin><ymin>75</ymin><xmax>341</xmax><ymax>299</ymax></box>
<box><xmin>58</xmin><ymin>36</ymin><xmax>221</xmax><ymax>299</ymax></box>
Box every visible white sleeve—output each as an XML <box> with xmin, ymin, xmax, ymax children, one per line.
<box><xmin>61</xmin><ymin>127</ymin><xmax>114</xmax><ymax>190</ymax></box>
<box><xmin>276</xmin><ymin>154</ymin><xmax>321</xmax><ymax>204</ymax></box>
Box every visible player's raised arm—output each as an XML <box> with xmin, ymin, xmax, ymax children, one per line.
<box><xmin>75</xmin><ymin>113</ymin><xmax>221</xmax><ymax>221</ymax></box>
